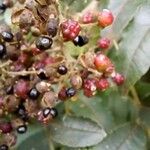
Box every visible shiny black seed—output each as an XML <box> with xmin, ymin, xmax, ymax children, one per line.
<box><xmin>37</xmin><ymin>70</ymin><xmax>49</xmax><ymax>80</ymax></box>
<box><xmin>19</xmin><ymin>75</ymin><xmax>30</xmax><ymax>80</ymax></box>
<box><xmin>0</xmin><ymin>144</ymin><xmax>8</xmax><ymax>150</ymax></box>
<box><xmin>0</xmin><ymin>4</ymin><xmax>6</xmax><ymax>14</ymax></box>
<box><xmin>6</xmin><ymin>85</ymin><xmax>14</xmax><ymax>94</ymax></box>
<box><xmin>36</xmin><ymin>36</ymin><xmax>53</xmax><ymax>50</ymax></box>
<box><xmin>66</xmin><ymin>87</ymin><xmax>76</xmax><ymax>97</ymax></box>
<box><xmin>17</xmin><ymin>125</ymin><xmax>27</xmax><ymax>134</ymax></box>
<box><xmin>16</xmin><ymin>104</ymin><xmax>28</xmax><ymax>121</ymax></box>
<box><xmin>50</xmin><ymin>108</ymin><xmax>58</xmax><ymax>118</ymax></box>
<box><xmin>57</xmin><ymin>65</ymin><xmax>68</xmax><ymax>75</ymax></box>
<box><xmin>43</xmin><ymin>107</ymin><xmax>51</xmax><ymax>118</ymax></box>
<box><xmin>0</xmin><ymin>44</ymin><xmax>6</xmax><ymax>59</ymax></box>
<box><xmin>73</xmin><ymin>36</ymin><xmax>89</xmax><ymax>47</ymax></box>
<box><xmin>28</xmin><ymin>88</ymin><xmax>40</xmax><ymax>99</ymax></box>
<box><xmin>1</xmin><ymin>31</ymin><xmax>13</xmax><ymax>42</ymax></box>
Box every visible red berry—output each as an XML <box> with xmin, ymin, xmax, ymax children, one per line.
<box><xmin>14</xmin><ymin>80</ymin><xmax>29</xmax><ymax>99</ymax></box>
<box><xmin>83</xmin><ymin>89</ymin><xmax>94</xmax><ymax>97</ymax></box>
<box><xmin>31</xmin><ymin>48</ymin><xmax>41</xmax><ymax>55</ymax></box>
<box><xmin>83</xmin><ymin>78</ymin><xmax>97</xmax><ymax>93</ymax></box>
<box><xmin>94</xmin><ymin>53</ymin><xmax>112</xmax><ymax>72</ymax></box>
<box><xmin>33</xmin><ymin>61</ymin><xmax>45</xmax><ymax>70</ymax></box>
<box><xmin>96</xmin><ymin>78</ymin><xmax>109</xmax><ymax>91</ymax></box>
<box><xmin>113</xmin><ymin>73</ymin><xmax>125</xmax><ymax>86</ymax></box>
<box><xmin>81</xmin><ymin>12</ymin><xmax>95</xmax><ymax>24</ymax></box>
<box><xmin>98</xmin><ymin>9</ymin><xmax>114</xmax><ymax>28</ymax></box>
<box><xmin>13</xmin><ymin>61</ymin><xmax>24</xmax><ymax>71</ymax></box>
<box><xmin>18</xmin><ymin>52</ymin><xmax>28</xmax><ymax>64</ymax></box>
<box><xmin>60</xmin><ymin>19</ymin><xmax>81</xmax><ymax>41</ymax></box>
<box><xmin>44</xmin><ymin>56</ymin><xmax>55</xmax><ymax>65</ymax></box>
<box><xmin>58</xmin><ymin>87</ymin><xmax>67</xmax><ymax>101</ymax></box>
<box><xmin>97</xmin><ymin>37</ymin><xmax>111</xmax><ymax>49</ymax></box>
<box><xmin>105</xmin><ymin>64</ymin><xmax>115</xmax><ymax>76</ymax></box>
<box><xmin>0</xmin><ymin>122</ymin><xmax>12</xmax><ymax>134</ymax></box>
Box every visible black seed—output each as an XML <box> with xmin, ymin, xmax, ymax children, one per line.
<box><xmin>43</xmin><ymin>107</ymin><xmax>51</xmax><ymax>118</ymax></box>
<box><xmin>19</xmin><ymin>75</ymin><xmax>30</xmax><ymax>80</ymax></box>
<box><xmin>57</xmin><ymin>65</ymin><xmax>68</xmax><ymax>75</ymax></box>
<box><xmin>36</xmin><ymin>36</ymin><xmax>53</xmax><ymax>50</ymax></box>
<box><xmin>0</xmin><ymin>44</ymin><xmax>6</xmax><ymax>59</ymax></box>
<box><xmin>16</xmin><ymin>104</ymin><xmax>28</xmax><ymax>121</ymax></box>
<box><xmin>0</xmin><ymin>4</ymin><xmax>6</xmax><ymax>14</ymax></box>
<box><xmin>1</xmin><ymin>31</ymin><xmax>13</xmax><ymax>42</ymax></box>
<box><xmin>50</xmin><ymin>108</ymin><xmax>58</xmax><ymax>118</ymax></box>
<box><xmin>17</xmin><ymin>125</ymin><xmax>27</xmax><ymax>134</ymax></box>
<box><xmin>28</xmin><ymin>88</ymin><xmax>40</xmax><ymax>100</ymax></box>
<box><xmin>0</xmin><ymin>144</ymin><xmax>8</xmax><ymax>150</ymax></box>
<box><xmin>66</xmin><ymin>87</ymin><xmax>76</xmax><ymax>97</ymax></box>
<box><xmin>73</xmin><ymin>35</ymin><xmax>89</xmax><ymax>47</ymax></box>
<box><xmin>37</xmin><ymin>70</ymin><xmax>49</xmax><ymax>80</ymax></box>
<box><xmin>6</xmin><ymin>85</ymin><xmax>14</xmax><ymax>94</ymax></box>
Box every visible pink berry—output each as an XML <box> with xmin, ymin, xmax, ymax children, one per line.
<box><xmin>33</xmin><ymin>61</ymin><xmax>45</xmax><ymax>70</ymax></box>
<box><xmin>13</xmin><ymin>61</ymin><xmax>24</xmax><ymax>71</ymax></box>
<box><xmin>44</xmin><ymin>56</ymin><xmax>55</xmax><ymax>65</ymax></box>
<box><xmin>113</xmin><ymin>73</ymin><xmax>125</xmax><ymax>86</ymax></box>
<box><xmin>94</xmin><ymin>53</ymin><xmax>112</xmax><ymax>72</ymax></box>
<box><xmin>98</xmin><ymin>9</ymin><xmax>114</xmax><ymax>28</ymax></box>
<box><xmin>60</xmin><ymin>19</ymin><xmax>81</xmax><ymax>41</ymax></box>
<box><xmin>83</xmin><ymin>89</ymin><xmax>95</xmax><ymax>97</ymax></box>
<box><xmin>18</xmin><ymin>52</ymin><xmax>28</xmax><ymax>64</ymax></box>
<box><xmin>58</xmin><ymin>87</ymin><xmax>67</xmax><ymax>101</ymax></box>
<box><xmin>83</xmin><ymin>78</ymin><xmax>97</xmax><ymax>93</ymax></box>
<box><xmin>97</xmin><ymin>37</ymin><xmax>111</xmax><ymax>49</ymax></box>
<box><xmin>105</xmin><ymin>64</ymin><xmax>115</xmax><ymax>76</ymax></box>
<box><xmin>81</xmin><ymin>12</ymin><xmax>95</xmax><ymax>24</ymax></box>
<box><xmin>31</xmin><ymin>48</ymin><xmax>41</xmax><ymax>55</ymax></box>
<box><xmin>96</xmin><ymin>78</ymin><xmax>109</xmax><ymax>91</ymax></box>
<box><xmin>0</xmin><ymin>122</ymin><xmax>12</xmax><ymax>134</ymax></box>
<box><xmin>14</xmin><ymin>80</ymin><xmax>29</xmax><ymax>99</ymax></box>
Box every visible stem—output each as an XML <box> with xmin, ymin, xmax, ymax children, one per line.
<box><xmin>2</xmin><ymin>69</ymin><xmax>37</xmax><ymax>76</ymax></box>
<box><xmin>130</xmin><ymin>86</ymin><xmax>141</xmax><ymax>107</ymax></box>
<box><xmin>48</xmin><ymin>139</ymin><xmax>55</xmax><ymax>150</ymax></box>
<box><xmin>44</xmin><ymin>127</ymin><xmax>55</xmax><ymax>150</ymax></box>
<box><xmin>0</xmin><ymin>60</ymin><xmax>12</xmax><ymax>68</ymax></box>
<box><xmin>113</xmin><ymin>40</ymin><xmax>119</xmax><ymax>51</ymax></box>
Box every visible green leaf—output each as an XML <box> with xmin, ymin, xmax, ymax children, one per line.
<box><xmin>66</xmin><ymin>91</ymin><xmax>137</xmax><ymax>132</ymax></box>
<box><xmin>101</xmin><ymin>0</ymin><xmax>150</xmax><ymax>89</ymax></box>
<box><xmin>92</xmin><ymin>123</ymin><xmax>147</xmax><ymax>150</ymax></box>
<box><xmin>66</xmin><ymin>92</ymin><xmax>115</xmax><ymax>131</ymax></box>
<box><xmin>135</xmin><ymin>81</ymin><xmax>150</xmax><ymax>105</ymax></box>
<box><xmin>102</xmin><ymin>0</ymin><xmax>145</xmax><ymax>39</ymax></box>
<box><xmin>120</xmin><ymin>19</ymin><xmax>150</xmax><ymax>88</ymax></box>
<box><xmin>139</xmin><ymin>107</ymin><xmax>150</xmax><ymax>128</ymax></box>
<box><xmin>49</xmin><ymin>116</ymin><xmax>106</xmax><ymax>148</ymax></box>
<box><xmin>15</xmin><ymin>124</ymin><xmax>49</xmax><ymax>150</ymax></box>
<box><xmin>15</xmin><ymin>116</ymin><xmax>106</xmax><ymax>149</ymax></box>
<box><xmin>59</xmin><ymin>0</ymin><xmax>91</xmax><ymax>14</ymax></box>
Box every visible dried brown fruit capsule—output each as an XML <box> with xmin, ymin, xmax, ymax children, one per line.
<box><xmin>70</xmin><ymin>75</ymin><xmax>82</xmax><ymax>89</ymax></box>
<box><xmin>41</xmin><ymin>91</ymin><xmax>57</xmax><ymax>108</ymax></box>
<box><xmin>46</xmin><ymin>18</ymin><xmax>58</xmax><ymax>37</ymax></box>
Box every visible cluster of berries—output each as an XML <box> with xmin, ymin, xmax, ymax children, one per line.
<box><xmin>0</xmin><ymin>0</ymin><xmax>125</xmax><ymax>149</ymax></box>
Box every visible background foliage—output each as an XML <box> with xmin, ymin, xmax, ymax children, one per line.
<box><xmin>1</xmin><ymin>0</ymin><xmax>150</xmax><ymax>149</ymax></box>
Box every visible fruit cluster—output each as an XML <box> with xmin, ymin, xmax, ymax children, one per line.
<box><xmin>0</xmin><ymin>0</ymin><xmax>125</xmax><ymax>149</ymax></box>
